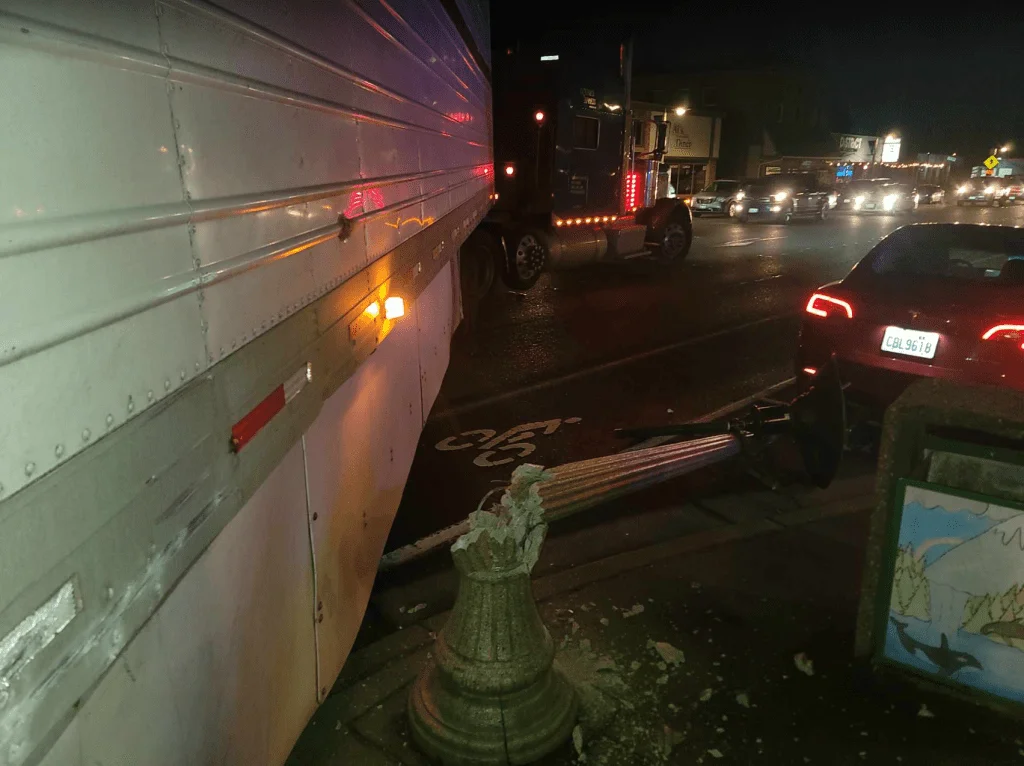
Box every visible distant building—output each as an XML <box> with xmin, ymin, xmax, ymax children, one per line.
<box><xmin>634</xmin><ymin>67</ymin><xmax>844</xmax><ymax>183</ymax></box>
<box><xmin>630</xmin><ymin>102</ymin><xmax>722</xmax><ymax>197</ymax></box>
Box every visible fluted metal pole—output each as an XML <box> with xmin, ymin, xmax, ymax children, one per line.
<box><xmin>380</xmin><ymin>434</ymin><xmax>740</xmax><ymax>571</ymax></box>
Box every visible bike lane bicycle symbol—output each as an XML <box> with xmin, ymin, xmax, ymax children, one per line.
<box><xmin>434</xmin><ymin>417</ymin><xmax>582</xmax><ymax>467</ymax></box>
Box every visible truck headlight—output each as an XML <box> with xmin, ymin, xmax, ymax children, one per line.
<box><xmin>882</xmin><ymin>194</ymin><xmax>898</xmax><ymax>210</ymax></box>
<box><xmin>735</xmin><ymin>190</ymin><xmax>745</xmax><ymax>201</ymax></box>
<box><xmin>773</xmin><ymin>191</ymin><xmax>788</xmax><ymax>202</ymax></box>
<box><xmin>957</xmin><ymin>184</ymin><xmax>969</xmax><ymax>195</ymax></box>
<box><xmin>985</xmin><ymin>186</ymin><xmax>996</xmax><ymax>195</ymax></box>
<box><xmin>853</xmin><ymin>195</ymin><xmax>865</xmax><ymax>209</ymax></box>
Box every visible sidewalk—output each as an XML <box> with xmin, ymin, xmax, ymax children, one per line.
<box><xmin>286</xmin><ymin>462</ymin><xmax>1023</xmax><ymax>765</ymax></box>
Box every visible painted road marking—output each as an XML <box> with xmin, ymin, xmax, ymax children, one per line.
<box><xmin>718</xmin><ymin>236</ymin><xmax>786</xmax><ymax>248</ymax></box>
<box><xmin>435</xmin><ymin>417</ymin><xmax>582</xmax><ymax>467</ymax></box>
<box><xmin>431</xmin><ymin>314</ymin><xmax>797</xmax><ymax>420</ymax></box>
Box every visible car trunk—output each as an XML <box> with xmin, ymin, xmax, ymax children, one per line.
<box><xmin>843</xmin><ymin>276</ymin><xmax>1024</xmax><ymax>382</ymax></box>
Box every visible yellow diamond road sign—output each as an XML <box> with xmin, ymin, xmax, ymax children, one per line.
<box><xmin>984</xmin><ymin>155</ymin><xmax>1000</xmax><ymax>170</ymax></box>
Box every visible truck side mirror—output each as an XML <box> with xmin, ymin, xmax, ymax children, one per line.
<box><xmin>655</xmin><ymin>120</ymin><xmax>668</xmax><ymax>159</ymax></box>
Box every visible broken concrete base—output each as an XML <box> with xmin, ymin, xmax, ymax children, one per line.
<box><xmin>408</xmin><ymin>660</ymin><xmax>577</xmax><ymax>765</ymax></box>
<box><xmin>408</xmin><ymin>466</ymin><xmax>578</xmax><ymax>764</ymax></box>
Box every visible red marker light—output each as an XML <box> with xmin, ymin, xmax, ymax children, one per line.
<box><xmin>625</xmin><ymin>172</ymin><xmax>640</xmax><ymax>212</ymax></box>
<box><xmin>504</xmin><ymin>163</ymin><xmax>516</xmax><ymax>177</ymax></box>
<box><xmin>802</xmin><ymin>367</ymin><xmax>818</xmax><ymax>376</ymax></box>
<box><xmin>805</xmin><ymin>293</ymin><xmax>853</xmax><ymax>319</ymax></box>
<box><xmin>534</xmin><ymin>110</ymin><xmax>546</xmax><ymax>124</ymax></box>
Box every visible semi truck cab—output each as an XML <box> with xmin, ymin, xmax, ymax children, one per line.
<box><xmin>470</xmin><ymin>41</ymin><xmax>692</xmax><ymax>291</ymax></box>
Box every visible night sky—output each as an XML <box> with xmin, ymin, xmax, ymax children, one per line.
<box><xmin>491</xmin><ymin>3</ymin><xmax>1024</xmax><ymax>163</ymax></box>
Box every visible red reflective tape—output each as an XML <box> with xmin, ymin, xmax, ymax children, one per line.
<box><xmin>230</xmin><ymin>385</ymin><xmax>286</xmax><ymax>452</ymax></box>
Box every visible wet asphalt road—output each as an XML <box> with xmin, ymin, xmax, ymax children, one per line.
<box><xmin>386</xmin><ymin>202</ymin><xmax>1024</xmax><ymax>551</ymax></box>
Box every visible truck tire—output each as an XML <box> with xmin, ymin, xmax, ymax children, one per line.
<box><xmin>502</xmin><ymin>229</ymin><xmax>547</xmax><ymax>290</ymax></box>
<box><xmin>459</xmin><ymin>229</ymin><xmax>500</xmax><ymax>307</ymax></box>
<box><xmin>639</xmin><ymin>199</ymin><xmax>693</xmax><ymax>263</ymax></box>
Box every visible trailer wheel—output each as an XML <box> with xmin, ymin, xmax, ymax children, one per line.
<box><xmin>502</xmin><ymin>230</ymin><xmax>547</xmax><ymax>290</ymax></box>
<box><xmin>459</xmin><ymin>229</ymin><xmax>500</xmax><ymax>306</ymax></box>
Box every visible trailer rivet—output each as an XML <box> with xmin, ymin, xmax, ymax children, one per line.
<box><xmin>82</xmin><ymin>429</ymin><xmax>91</xmax><ymax>442</ymax></box>
<box><xmin>106</xmin><ymin>414</ymin><xmax>114</xmax><ymax>427</ymax></box>
<box><xmin>24</xmin><ymin>462</ymin><xmax>35</xmax><ymax>477</ymax></box>
<box><xmin>54</xmin><ymin>444</ymin><xmax>64</xmax><ymax>459</ymax></box>
<box><xmin>165</xmin><ymin>379</ymin><xmax>172</xmax><ymax>391</ymax></box>
<box><xmin>127</xmin><ymin>397</ymin><xmax>135</xmax><ymax>414</ymax></box>
<box><xmin>147</xmin><ymin>390</ymin><xmax>154</xmax><ymax>401</ymax></box>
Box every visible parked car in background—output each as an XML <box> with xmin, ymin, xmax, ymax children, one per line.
<box><xmin>736</xmin><ymin>174</ymin><xmax>831</xmax><ymax>223</ymax></box>
<box><xmin>797</xmin><ymin>223</ymin><xmax>1024</xmax><ymax>413</ymax></box>
<box><xmin>955</xmin><ymin>177</ymin><xmax>1010</xmax><ymax>206</ymax></box>
<box><xmin>836</xmin><ymin>179</ymin><xmax>892</xmax><ymax>212</ymax></box>
<box><xmin>839</xmin><ymin>180</ymin><xmax>918</xmax><ymax>214</ymax></box>
<box><xmin>916</xmin><ymin>184</ymin><xmax>945</xmax><ymax>204</ymax></box>
<box><xmin>1005</xmin><ymin>177</ymin><xmax>1024</xmax><ymax>204</ymax></box>
<box><xmin>689</xmin><ymin>179</ymin><xmax>746</xmax><ymax>218</ymax></box>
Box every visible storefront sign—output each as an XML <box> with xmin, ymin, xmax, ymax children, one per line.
<box><xmin>837</xmin><ymin>134</ymin><xmax>877</xmax><ymax>163</ymax></box>
<box><xmin>881</xmin><ymin>136</ymin><xmax>902</xmax><ymax>163</ymax></box>
<box><xmin>836</xmin><ymin>165</ymin><xmax>854</xmax><ymax>179</ymax></box>
<box><xmin>665</xmin><ymin>115</ymin><xmax>715</xmax><ymax>159</ymax></box>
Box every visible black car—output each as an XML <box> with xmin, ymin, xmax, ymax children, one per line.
<box><xmin>737</xmin><ymin>174</ymin><xmax>831</xmax><ymax>223</ymax></box>
<box><xmin>916</xmin><ymin>184</ymin><xmax>945</xmax><ymax>204</ymax></box>
<box><xmin>689</xmin><ymin>179</ymin><xmax>746</xmax><ymax>218</ymax></box>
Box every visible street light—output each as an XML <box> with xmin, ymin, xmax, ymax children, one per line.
<box><xmin>1000</xmin><ymin>144</ymin><xmax>1011</xmax><ymax>154</ymax></box>
<box><xmin>674</xmin><ymin>106</ymin><xmax>687</xmax><ymax>116</ymax></box>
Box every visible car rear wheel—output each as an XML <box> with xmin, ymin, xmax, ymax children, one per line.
<box><xmin>782</xmin><ymin>209</ymin><xmax>793</xmax><ymax>224</ymax></box>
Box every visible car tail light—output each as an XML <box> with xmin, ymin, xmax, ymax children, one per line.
<box><xmin>982</xmin><ymin>324</ymin><xmax>1024</xmax><ymax>350</ymax></box>
<box><xmin>805</xmin><ymin>293</ymin><xmax>854</xmax><ymax>319</ymax></box>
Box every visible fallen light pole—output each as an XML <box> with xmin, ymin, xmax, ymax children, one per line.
<box><xmin>407</xmin><ymin>360</ymin><xmax>847</xmax><ymax>764</ymax></box>
<box><xmin>382</xmin><ymin>359</ymin><xmax>845</xmax><ymax>572</ymax></box>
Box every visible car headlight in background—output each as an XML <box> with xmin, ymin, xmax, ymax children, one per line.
<box><xmin>882</xmin><ymin>194</ymin><xmax>898</xmax><ymax>210</ymax></box>
<box><xmin>853</xmin><ymin>195</ymin><xmax>865</xmax><ymax>209</ymax></box>
<box><xmin>985</xmin><ymin>186</ymin><xmax>996</xmax><ymax>195</ymax></box>
<box><xmin>735</xmin><ymin>190</ymin><xmax>745</xmax><ymax>201</ymax></box>
<box><xmin>773</xmin><ymin>191</ymin><xmax>788</xmax><ymax>202</ymax></box>
<box><xmin>827</xmin><ymin>193</ymin><xmax>838</xmax><ymax>208</ymax></box>
<box><xmin>957</xmin><ymin>184</ymin><xmax>969</xmax><ymax>195</ymax></box>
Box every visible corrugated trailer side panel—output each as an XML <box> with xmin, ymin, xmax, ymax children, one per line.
<box><xmin>0</xmin><ymin>1</ymin><xmax>492</xmax><ymax>763</ymax></box>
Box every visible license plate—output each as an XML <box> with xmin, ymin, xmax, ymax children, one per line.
<box><xmin>864</xmin><ymin>203</ymin><xmax>876</xmax><ymax>210</ymax></box>
<box><xmin>881</xmin><ymin>326</ymin><xmax>939</xmax><ymax>359</ymax></box>
<box><xmin>747</xmin><ymin>207</ymin><xmax>759</xmax><ymax>213</ymax></box>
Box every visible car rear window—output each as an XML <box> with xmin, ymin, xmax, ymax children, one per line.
<box><xmin>865</xmin><ymin>226</ymin><xmax>1024</xmax><ymax>282</ymax></box>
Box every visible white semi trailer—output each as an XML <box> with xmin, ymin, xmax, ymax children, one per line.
<box><xmin>0</xmin><ymin>1</ymin><xmax>492</xmax><ymax>763</ymax></box>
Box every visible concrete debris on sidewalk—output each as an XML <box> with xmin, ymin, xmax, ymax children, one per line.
<box><xmin>736</xmin><ymin>692</ymin><xmax>751</xmax><ymax>708</ymax></box>
<box><xmin>649</xmin><ymin>640</ymin><xmax>686</xmax><ymax>667</ymax></box>
<box><xmin>793</xmin><ymin>652</ymin><xmax>815</xmax><ymax>676</ymax></box>
<box><xmin>622</xmin><ymin>604</ymin><xmax>645</xmax><ymax>618</ymax></box>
